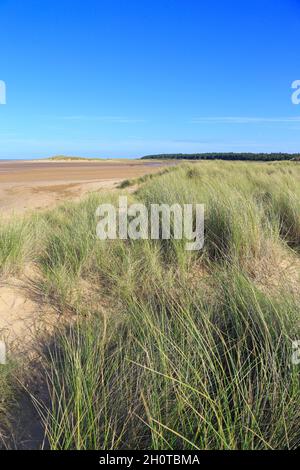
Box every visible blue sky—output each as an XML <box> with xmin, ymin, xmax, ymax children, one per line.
<box><xmin>0</xmin><ymin>0</ymin><xmax>300</xmax><ymax>159</ymax></box>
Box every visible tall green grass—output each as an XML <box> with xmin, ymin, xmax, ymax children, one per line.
<box><xmin>36</xmin><ymin>161</ymin><xmax>300</xmax><ymax>450</ymax></box>
<box><xmin>0</xmin><ymin>219</ymin><xmax>32</xmax><ymax>276</ymax></box>
<box><xmin>0</xmin><ymin>360</ymin><xmax>17</xmax><ymax>448</ymax></box>
<box><xmin>0</xmin><ymin>161</ymin><xmax>299</xmax><ymax>449</ymax></box>
<box><xmin>43</xmin><ymin>272</ymin><xmax>300</xmax><ymax>449</ymax></box>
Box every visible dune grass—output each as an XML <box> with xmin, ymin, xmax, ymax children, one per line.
<box><xmin>0</xmin><ymin>360</ymin><xmax>17</xmax><ymax>447</ymax></box>
<box><xmin>44</xmin><ymin>272</ymin><xmax>300</xmax><ymax>450</ymax></box>
<box><xmin>0</xmin><ymin>161</ymin><xmax>299</xmax><ymax>449</ymax></box>
<box><xmin>0</xmin><ymin>219</ymin><xmax>32</xmax><ymax>277</ymax></box>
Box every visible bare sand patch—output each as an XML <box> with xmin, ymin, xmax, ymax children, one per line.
<box><xmin>0</xmin><ymin>277</ymin><xmax>68</xmax><ymax>360</ymax></box>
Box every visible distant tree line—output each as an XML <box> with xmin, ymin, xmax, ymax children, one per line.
<box><xmin>141</xmin><ymin>153</ymin><xmax>300</xmax><ymax>161</ymax></box>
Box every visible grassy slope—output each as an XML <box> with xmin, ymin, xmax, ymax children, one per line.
<box><xmin>0</xmin><ymin>161</ymin><xmax>300</xmax><ymax>449</ymax></box>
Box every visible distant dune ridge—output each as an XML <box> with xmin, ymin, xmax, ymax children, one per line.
<box><xmin>47</xmin><ymin>155</ymin><xmax>104</xmax><ymax>161</ymax></box>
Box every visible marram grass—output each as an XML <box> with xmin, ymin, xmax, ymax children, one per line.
<box><xmin>0</xmin><ymin>161</ymin><xmax>299</xmax><ymax>449</ymax></box>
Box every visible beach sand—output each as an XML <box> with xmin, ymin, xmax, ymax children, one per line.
<box><xmin>0</xmin><ymin>159</ymin><xmax>166</xmax><ymax>216</ymax></box>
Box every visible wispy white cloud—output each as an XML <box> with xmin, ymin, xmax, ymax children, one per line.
<box><xmin>191</xmin><ymin>116</ymin><xmax>300</xmax><ymax>124</ymax></box>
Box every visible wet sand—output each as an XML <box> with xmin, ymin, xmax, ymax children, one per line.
<box><xmin>0</xmin><ymin>159</ymin><xmax>167</xmax><ymax>216</ymax></box>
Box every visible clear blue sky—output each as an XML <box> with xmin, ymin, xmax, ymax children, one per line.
<box><xmin>0</xmin><ymin>0</ymin><xmax>300</xmax><ymax>159</ymax></box>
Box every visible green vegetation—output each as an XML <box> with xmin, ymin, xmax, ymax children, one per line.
<box><xmin>141</xmin><ymin>152</ymin><xmax>300</xmax><ymax>161</ymax></box>
<box><xmin>117</xmin><ymin>178</ymin><xmax>133</xmax><ymax>189</ymax></box>
<box><xmin>0</xmin><ymin>217</ymin><xmax>38</xmax><ymax>277</ymax></box>
<box><xmin>0</xmin><ymin>161</ymin><xmax>299</xmax><ymax>449</ymax></box>
<box><xmin>117</xmin><ymin>166</ymin><xmax>177</xmax><ymax>189</ymax></box>
<box><xmin>0</xmin><ymin>362</ymin><xmax>15</xmax><ymax>446</ymax></box>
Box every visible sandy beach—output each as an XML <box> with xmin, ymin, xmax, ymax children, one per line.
<box><xmin>0</xmin><ymin>159</ymin><xmax>167</xmax><ymax>216</ymax></box>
